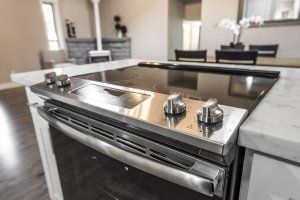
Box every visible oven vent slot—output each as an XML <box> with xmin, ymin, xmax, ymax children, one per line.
<box><xmin>69</xmin><ymin>118</ymin><xmax>89</xmax><ymax>129</ymax></box>
<box><xmin>49</xmin><ymin>108</ymin><xmax>195</xmax><ymax>172</ymax></box>
<box><xmin>91</xmin><ymin>126</ymin><xmax>114</xmax><ymax>140</ymax></box>
<box><xmin>52</xmin><ymin>111</ymin><xmax>69</xmax><ymax>121</ymax></box>
<box><xmin>149</xmin><ymin>149</ymin><xmax>192</xmax><ymax>170</ymax></box>
<box><xmin>51</xmin><ymin>110</ymin><xmax>90</xmax><ymax>130</ymax></box>
<box><xmin>116</xmin><ymin>136</ymin><xmax>147</xmax><ymax>154</ymax></box>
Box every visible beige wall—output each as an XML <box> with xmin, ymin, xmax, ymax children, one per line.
<box><xmin>242</xmin><ymin>26</ymin><xmax>300</xmax><ymax>58</ymax></box>
<box><xmin>100</xmin><ymin>0</ymin><xmax>169</xmax><ymax>60</ymax></box>
<box><xmin>59</xmin><ymin>0</ymin><xmax>94</xmax><ymax>38</ymax></box>
<box><xmin>200</xmin><ymin>0</ymin><xmax>300</xmax><ymax>58</ymax></box>
<box><xmin>200</xmin><ymin>0</ymin><xmax>238</xmax><ymax>56</ymax></box>
<box><xmin>168</xmin><ymin>0</ymin><xmax>185</xmax><ymax>59</ymax></box>
<box><xmin>0</xmin><ymin>0</ymin><xmax>48</xmax><ymax>84</ymax></box>
<box><xmin>185</xmin><ymin>2</ymin><xmax>201</xmax><ymax>21</ymax></box>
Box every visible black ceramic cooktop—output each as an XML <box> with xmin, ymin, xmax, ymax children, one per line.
<box><xmin>76</xmin><ymin>65</ymin><xmax>278</xmax><ymax>112</ymax></box>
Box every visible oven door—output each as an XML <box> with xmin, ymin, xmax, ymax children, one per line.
<box><xmin>38</xmin><ymin>107</ymin><xmax>226</xmax><ymax>200</ymax></box>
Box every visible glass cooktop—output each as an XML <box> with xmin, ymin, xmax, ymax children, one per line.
<box><xmin>76</xmin><ymin>64</ymin><xmax>279</xmax><ymax>112</ymax></box>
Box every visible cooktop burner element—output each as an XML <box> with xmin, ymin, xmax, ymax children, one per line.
<box><xmin>84</xmin><ymin>70</ymin><xmax>142</xmax><ymax>82</ymax></box>
<box><xmin>76</xmin><ymin>65</ymin><xmax>278</xmax><ymax>112</ymax></box>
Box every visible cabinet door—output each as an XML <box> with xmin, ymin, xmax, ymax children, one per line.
<box><xmin>247</xmin><ymin>153</ymin><xmax>300</xmax><ymax>200</ymax></box>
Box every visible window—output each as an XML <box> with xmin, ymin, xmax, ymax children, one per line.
<box><xmin>239</xmin><ymin>0</ymin><xmax>300</xmax><ymax>25</ymax></box>
<box><xmin>42</xmin><ymin>2</ymin><xmax>60</xmax><ymax>50</ymax></box>
<box><xmin>183</xmin><ymin>21</ymin><xmax>202</xmax><ymax>50</ymax></box>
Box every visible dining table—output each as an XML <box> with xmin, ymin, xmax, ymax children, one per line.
<box><xmin>206</xmin><ymin>56</ymin><xmax>300</xmax><ymax>68</ymax></box>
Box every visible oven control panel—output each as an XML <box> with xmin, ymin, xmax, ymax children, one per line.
<box><xmin>164</xmin><ymin>93</ymin><xmax>223</xmax><ymax>125</ymax></box>
<box><xmin>163</xmin><ymin>93</ymin><xmax>186</xmax><ymax>115</ymax></box>
<box><xmin>44</xmin><ymin>72</ymin><xmax>71</xmax><ymax>88</ymax></box>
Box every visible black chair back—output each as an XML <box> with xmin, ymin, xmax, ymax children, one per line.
<box><xmin>175</xmin><ymin>50</ymin><xmax>207</xmax><ymax>62</ymax></box>
<box><xmin>215</xmin><ymin>50</ymin><xmax>258</xmax><ymax>65</ymax></box>
<box><xmin>249</xmin><ymin>44</ymin><xmax>279</xmax><ymax>57</ymax></box>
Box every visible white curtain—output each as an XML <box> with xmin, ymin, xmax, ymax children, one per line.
<box><xmin>183</xmin><ymin>21</ymin><xmax>202</xmax><ymax>50</ymax></box>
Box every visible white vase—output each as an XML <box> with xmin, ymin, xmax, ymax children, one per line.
<box><xmin>117</xmin><ymin>30</ymin><xmax>122</xmax><ymax>38</ymax></box>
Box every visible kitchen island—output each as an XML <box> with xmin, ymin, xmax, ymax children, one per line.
<box><xmin>12</xmin><ymin>59</ymin><xmax>300</xmax><ymax>200</ymax></box>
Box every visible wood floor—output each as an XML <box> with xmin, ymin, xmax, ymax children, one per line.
<box><xmin>0</xmin><ymin>87</ymin><xmax>50</xmax><ymax>200</ymax></box>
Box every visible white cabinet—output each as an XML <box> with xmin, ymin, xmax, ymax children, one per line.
<box><xmin>25</xmin><ymin>87</ymin><xmax>63</xmax><ymax>200</ymax></box>
<box><xmin>246</xmin><ymin>153</ymin><xmax>300</xmax><ymax>200</ymax></box>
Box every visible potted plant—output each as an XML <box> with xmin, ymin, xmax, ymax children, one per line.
<box><xmin>218</xmin><ymin>15</ymin><xmax>264</xmax><ymax>47</ymax></box>
<box><xmin>114</xmin><ymin>15</ymin><xmax>122</xmax><ymax>38</ymax></box>
<box><xmin>121</xmin><ymin>26</ymin><xmax>127</xmax><ymax>37</ymax></box>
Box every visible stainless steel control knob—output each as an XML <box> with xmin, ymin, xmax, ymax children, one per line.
<box><xmin>44</xmin><ymin>72</ymin><xmax>57</xmax><ymax>85</ymax></box>
<box><xmin>164</xmin><ymin>93</ymin><xmax>186</xmax><ymax>115</ymax></box>
<box><xmin>197</xmin><ymin>98</ymin><xmax>223</xmax><ymax>124</ymax></box>
<box><xmin>55</xmin><ymin>74</ymin><xmax>71</xmax><ymax>87</ymax></box>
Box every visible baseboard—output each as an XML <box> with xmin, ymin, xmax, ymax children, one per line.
<box><xmin>0</xmin><ymin>82</ymin><xmax>22</xmax><ymax>91</ymax></box>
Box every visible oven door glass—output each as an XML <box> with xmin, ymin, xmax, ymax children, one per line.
<box><xmin>50</xmin><ymin>126</ymin><xmax>222</xmax><ymax>200</ymax></box>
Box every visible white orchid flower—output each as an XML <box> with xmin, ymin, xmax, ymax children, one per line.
<box><xmin>239</xmin><ymin>18</ymin><xmax>251</xmax><ymax>28</ymax></box>
<box><xmin>248</xmin><ymin>15</ymin><xmax>264</xmax><ymax>26</ymax></box>
<box><xmin>232</xmin><ymin>25</ymin><xmax>241</xmax><ymax>35</ymax></box>
<box><xmin>218</xmin><ymin>16</ymin><xmax>264</xmax><ymax>41</ymax></box>
<box><xmin>218</xmin><ymin>19</ymin><xmax>236</xmax><ymax>29</ymax></box>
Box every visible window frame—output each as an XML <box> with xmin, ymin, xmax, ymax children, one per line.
<box><xmin>40</xmin><ymin>0</ymin><xmax>64</xmax><ymax>50</ymax></box>
<box><xmin>238</xmin><ymin>0</ymin><xmax>300</xmax><ymax>27</ymax></box>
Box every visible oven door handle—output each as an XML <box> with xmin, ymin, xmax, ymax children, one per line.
<box><xmin>37</xmin><ymin>107</ymin><xmax>222</xmax><ymax>197</ymax></box>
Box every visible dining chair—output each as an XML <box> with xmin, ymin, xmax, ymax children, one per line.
<box><xmin>215</xmin><ymin>50</ymin><xmax>258</xmax><ymax>65</ymax></box>
<box><xmin>221</xmin><ymin>44</ymin><xmax>245</xmax><ymax>51</ymax></box>
<box><xmin>249</xmin><ymin>44</ymin><xmax>279</xmax><ymax>57</ymax></box>
<box><xmin>175</xmin><ymin>49</ymin><xmax>207</xmax><ymax>62</ymax></box>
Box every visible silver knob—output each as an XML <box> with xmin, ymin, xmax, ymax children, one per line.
<box><xmin>44</xmin><ymin>72</ymin><xmax>57</xmax><ymax>85</ymax></box>
<box><xmin>164</xmin><ymin>93</ymin><xmax>186</xmax><ymax>115</ymax></box>
<box><xmin>197</xmin><ymin>98</ymin><xmax>223</xmax><ymax>124</ymax></box>
<box><xmin>55</xmin><ymin>74</ymin><xmax>71</xmax><ymax>88</ymax></box>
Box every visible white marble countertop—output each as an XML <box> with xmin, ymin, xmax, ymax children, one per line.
<box><xmin>11</xmin><ymin>59</ymin><xmax>300</xmax><ymax>163</ymax></box>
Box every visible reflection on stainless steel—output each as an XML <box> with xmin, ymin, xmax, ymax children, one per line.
<box><xmin>198</xmin><ymin>121</ymin><xmax>223</xmax><ymax>137</ymax></box>
<box><xmin>71</xmin><ymin>84</ymin><xmax>150</xmax><ymax>109</ymax></box>
<box><xmin>37</xmin><ymin>107</ymin><xmax>225</xmax><ymax>197</ymax></box>
<box><xmin>246</xmin><ymin>76</ymin><xmax>253</xmax><ymax>92</ymax></box>
<box><xmin>197</xmin><ymin>98</ymin><xmax>224</xmax><ymax>124</ymax></box>
<box><xmin>163</xmin><ymin>93</ymin><xmax>186</xmax><ymax>115</ymax></box>
<box><xmin>31</xmin><ymin>77</ymin><xmax>247</xmax><ymax>155</ymax></box>
<box><xmin>165</xmin><ymin>112</ymin><xmax>186</xmax><ymax>128</ymax></box>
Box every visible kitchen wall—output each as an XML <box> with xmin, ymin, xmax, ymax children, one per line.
<box><xmin>59</xmin><ymin>0</ymin><xmax>94</xmax><ymax>38</ymax></box>
<box><xmin>0</xmin><ymin>0</ymin><xmax>95</xmax><ymax>86</ymax></box>
<box><xmin>241</xmin><ymin>26</ymin><xmax>300</xmax><ymax>58</ymax></box>
<box><xmin>185</xmin><ymin>2</ymin><xmax>202</xmax><ymax>21</ymax></box>
<box><xmin>100</xmin><ymin>0</ymin><xmax>169</xmax><ymax>60</ymax></box>
<box><xmin>168</xmin><ymin>0</ymin><xmax>185</xmax><ymax>60</ymax></box>
<box><xmin>200</xmin><ymin>0</ymin><xmax>239</xmax><ymax>56</ymax></box>
<box><xmin>0</xmin><ymin>0</ymin><xmax>48</xmax><ymax>85</ymax></box>
<box><xmin>200</xmin><ymin>0</ymin><xmax>300</xmax><ymax>58</ymax></box>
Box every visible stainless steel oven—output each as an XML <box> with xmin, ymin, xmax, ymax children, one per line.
<box><xmin>38</xmin><ymin>102</ymin><xmax>229</xmax><ymax>200</ymax></box>
<box><xmin>32</xmin><ymin>62</ymin><xmax>279</xmax><ymax>200</ymax></box>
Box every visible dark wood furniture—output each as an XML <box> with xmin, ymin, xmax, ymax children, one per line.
<box><xmin>249</xmin><ymin>44</ymin><xmax>279</xmax><ymax>57</ymax></box>
<box><xmin>206</xmin><ymin>56</ymin><xmax>300</xmax><ymax>68</ymax></box>
<box><xmin>175</xmin><ymin>49</ymin><xmax>207</xmax><ymax>62</ymax></box>
<box><xmin>221</xmin><ymin>43</ymin><xmax>245</xmax><ymax>51</ymax></box>
<box><xmin>215</xmin><ymin>50</ymin><xmax>258</xmax><ymax>65</ymax></box>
